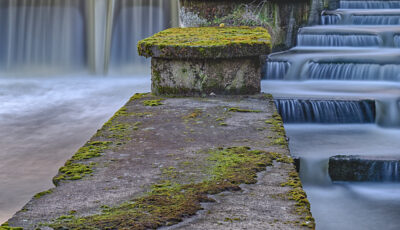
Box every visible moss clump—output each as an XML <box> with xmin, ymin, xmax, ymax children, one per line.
<box><xmin>129</xmin><ymin>93</ymin><xmax>150</xmax><ymax>102</ymax></box>
<box><xmin>138</xmin><ymin>26</ymin><xmax>271</xmax><ymax>59</ymax></box>
<box><xmin>183</xmin><ymin>109</ymin><xmax>203</xmax><ymax>119</ymax></box>
<box><xmin>71</xmin><ymin>141</ymin><xmax>112</xmax><ymax>161</ymax></box>
<box><xmin>228</xmin><ymin>107</ymin><xmax>262</xmax><ymax>113</ymax></box>
<box><xmin>0</xmin><ymin>223</ymin><xmax>23</xmax><ymax>230</ymax></box>
<box><xmin>265</xmin><ymin>112</ymin><xmax>288</xmax><ymax>147</ymax></box>
<box><xmin>48</xmin><ymin>147</ymin><xmax>278</xmax><ymax>229</ymax></box>
<box><xmin>33</xmin><ymin>189</ymin><xmax>53</xmax><ymax>199</ymax></box>
<box><xmin>281</xmin><ymin>170</ymin><xmax>315</xmax><ymax>229</ymax></box>
<box><xmin>143</xmin><ymin>99</ymin><xmax>164</xmax><ymax>106</ymax></box>
<box><xmin>53</xmin><ymin>163</ymin><xmax>95</xmax><ymax>185</ymax></box>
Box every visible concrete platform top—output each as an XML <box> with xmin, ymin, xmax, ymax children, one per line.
<box><xmin>137</xmin><ymin>26</ymin><xmax>271</xmax><ymax>59</ymax></box>
<box><xmin>7</xmin><ymin>94</ymin><xmax>313</xmax><ymax>230</ymax></box>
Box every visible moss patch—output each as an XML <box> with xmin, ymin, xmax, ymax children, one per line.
<box><xmin>0</xmin><ymin>223</ymin><xmax>23</xmax><ymax>230</ymax></box>
<box><xmin>228</xmin><ymin>107</ymin><xmax>261</xmax><ymax>113</ymax></box>
<box><xmin>143</xmin><ymin>99</ymin><xmax>164</xmax><ymax>106</ymax></box>
<box><xmin>265</xmin><ymin>112</ymin><xmax>288</xmax><ymax>147</ymax></box>
<box><xmin>33</xmin><ymin>189</ymin><xmax>53</xmax><ymax>199</ymax></box>
<box><xmin>138</xmin><ymin>26</ymin><xmax>271</xmax><ymax>59</ymax></box>
<box><xmin>47</xmin><ymin>147</ymin><xmax>279</xmax><ymax>229</ymax></box>
<box><xmin>281</xmin><ymin>171</ymin><xmax>315</xmax><ymax>229</ymax></box>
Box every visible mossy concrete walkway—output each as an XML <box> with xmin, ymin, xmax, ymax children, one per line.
<box><xmin>7</xmin><ymin>94</ymin><xmax>313</xmax><ymax>229</ymax></box>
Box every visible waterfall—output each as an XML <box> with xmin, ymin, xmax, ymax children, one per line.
<box><xmin>262</xmin><ymin>61</ymin><xmax>290</xmax><ymax>80</ymax></box>
<box><xmin>0</xmin><ymin>0</ymin><xmax>179</xmax><ymax>76</ymax></box>
<box><xmin>395</xmin><ymin>35</ymin><xmax>400</xmax><ymax>47</ymax></box>
<box><xmin>307</xmin><ymin>62</ymin><xmax>400</xmax><ymax>81</ymax></box>
<box><xmin>275</xmin><ymin>99</ymin><xmax>375</xmax><ymax>123</ymax></box>
<box><xmin>110</xmin><ymin>0</ymin><xmax>178</xmax><ymax>74</ymax></box>
<box><xmin>0</xmin><ymin>0</ymin><xmax>86</xmax><ymax>74</ymax></box>
<box><xmin>297</xmin><ymin>34</ymin><xmax>382</xmax><ymax>47</ymax></box>
<box><xmin>340</xmin><ymin>1</ymin><xmax>400</xmax><ymax>9</ymax></box>
<box><xmin>352</xmin><ymin>15</ymin><xmax>400</xmax><ymax>25</ymax></box>
<box><xmin>321</xmin><ymin>14</ymin><xmax>341</xmax><ymax>25</ymax></box>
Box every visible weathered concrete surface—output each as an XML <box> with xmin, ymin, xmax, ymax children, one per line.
<box><xmin>329</xmin><ymin>155</ymin><xmax>400</xmax><ymax>182</ymax></box>
<box><xmin>152</xmin><ymin>57</ymin><xmax>261</xmax><ymax>95</ymax></box>
<box><xmin>165</xmin><ymin>162</ymin><xmax>307</xmax><ymax>230</ymax></box>
<box><xmin>8</xmin><ymin>94</ymin><xmax>312</xmax><ymax>229</ymax></box>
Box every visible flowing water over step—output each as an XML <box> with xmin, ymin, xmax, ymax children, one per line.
<box><xmin>275</xmin><ymin>99</ymin><xmax>375</xmax><ymax>123</ymax></box>
<box><xmin>322</xmin><ymin>9</ymin><xmax>400</xmax><ymax>25</ymax></box>
<box><xmin>264</xmin><ymin>0</ymin><xmax>400</xmax><ymax>228</ymax></box>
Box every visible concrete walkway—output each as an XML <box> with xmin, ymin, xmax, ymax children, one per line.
<box><xmin>8</xmin><ymin>94</ymin><xmax>313</xmax><ymax>229</ymax></box>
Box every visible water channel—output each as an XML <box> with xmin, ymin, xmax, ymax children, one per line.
<box><xmin>263</xmin><ymin>0</ymin><xmax>400</xmax><ymax>229</ymax></box>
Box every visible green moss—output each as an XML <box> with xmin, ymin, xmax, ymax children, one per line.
<box><xmin>0</xmin><ymin>223</ymin><xmax>23</xmax><ymax>230</ymax></box>
<box><xmin>183</xmin><ymin>109</ymin><xmax>203</xmax><ymax>119</ymax></box>
<box><xmin>72</xmin><ymin>141</ymin><xmax>112</xmax><ymax>161</ymax></box>
<box><xmin>228</xmin><ymin>107</ymin><xmax>262</xmax><ymax>113</ymax></box>
<box><xmin>143</xmin><ymin>99</ymin><xmax>164</xmax><ymax>106</ymax></box>
<box><xmin>219</xmin><ymin>122</ymin><xmax>228</xmax><ymax>126</ymax></box>
<box><xmin>265</xmin><ymin>112</ymin><xmax>288</xmax><ymax>147</ymax></box>
<box><xmin>129</xmin><ymin>93</ymin><xmax>150</xmax><ymax>101</ymax></box>
<box><xmin>281</xmin><ymin>170</ymin><xmax>315</xmax><ymax>229</ymax></box>
<box><xmin>138</xmin><ymin>26</ymin><xmax>271</xmax><ymax>58</ymax></box>
<box><xmin>33</xmin><ymin>189</ymin><xmax>53</xmax><ymax>199</ymax></box>
<box><xmin>139</xmin><ymin>26</ymin><xmax>270</xmax><ymax>49</ymax></box>
<box><xmin>53</xmin><ymin>163</ymin><xmax>95</xmax><ymax>185</ymax></box>
<box><xmin>48</xmin><ymin>147</ymin><xmax>279</xmax><ymax>229</ymax></box>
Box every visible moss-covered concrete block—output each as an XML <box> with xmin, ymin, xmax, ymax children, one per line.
<box><xmin>138</xmin><ymin>26</ymin><xmax>271</xmax><ymax>95</ymax></box>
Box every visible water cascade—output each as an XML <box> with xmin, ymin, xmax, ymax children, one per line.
<box><xmin>0</xmin><ymin>0</ymin><xmax>86</xmax><ymax>74</ymax></box>
<box><xmin>275</xmin><ymin>99</ymin><xmax>375</xmax><ymax>123</ymax></box>
<box><xmin>0</xmin><ymin>0</ymin><xmax>178</xmax><ymax>75</ymax></box>
<box><xmin>263</xmin><ymin>0</ymin><xmax>400</xmax><ymax>228</ymax></box>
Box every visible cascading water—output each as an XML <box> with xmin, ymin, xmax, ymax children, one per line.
<box><xmin>340</xmin><ymin>0</ymin><xmax>400</xmax><ymax>9</ymax></box>
<box><xmin>275</xmin><ymin>99</ymin><xmax>375</xmax><ymax>123</ymax></box>
<box><xmin>0</xmin><ymin>0</ymin><xmax>178</xmax><ymax>223</ymax></box>
<box><xmin>262</xmin><ymin>0</ymin><xmax>400</xmax><ymax>228</ymax></box>
<box><xmin>110</xmin><ymin>0</ymin><xmax>178</xmax><ymax>73</ymax></box>
<box><xmin>0</xmin><ymin>0</ymin><xmax>86</xmax><ymax>74</ymax></box>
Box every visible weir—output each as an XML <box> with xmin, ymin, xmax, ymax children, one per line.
<box><xmin>0</xmin><ymin>0</ymin><xmax>178</xmax><ymax>75</ymax></box>
<box><xmin>263</xmin><ymin>0</ymin><xmax>400</xmax><ymax>228</ymax></box>
<box><xmin>275</xmin><ymin>99</ymin><xmax>375</xmax><ymax>123</ymax></box>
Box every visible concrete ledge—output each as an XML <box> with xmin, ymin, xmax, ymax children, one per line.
<box><xmin>8</xmin><ymin>94</ymin><xmax>314</xmax><ymax>229</ymax></box>
<box><xmin>329</xmin><ymin>155</ymin><xmax>400</xmax><ymax>182</ymax></box>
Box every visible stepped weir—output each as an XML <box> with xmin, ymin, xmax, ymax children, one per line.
<box><xmin>263</xmin><ymin>0</ymin><xmax>400</xmax><ymax>228</ymax></box>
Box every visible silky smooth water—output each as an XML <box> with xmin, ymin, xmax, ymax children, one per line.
<box><xmin>285</xmin><ymin>124</ymin><xmax>400</xmax><ymax>230</ymax></box>
<box><xmin>263</xmin><ymin>0</ymin><xmax>400</xmax><ymax>227</ymax></box>
<box><xmin>0</xmin><ymin>0</ymin><xmax>178</xmax><ymax>223</ymax></box>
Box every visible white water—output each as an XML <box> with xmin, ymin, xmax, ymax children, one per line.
<box><xmin>0</xmin><ymin>0</ymin><xmax>178</xmax><ymax>224</ymax></box>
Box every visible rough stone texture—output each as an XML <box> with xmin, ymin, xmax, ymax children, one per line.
<box><xmin>164</xmin><ymin>162</ymin><xmax>307</xmax><ymax>230</ymax></box>
<box><xmin>179</xmin><ymin>0</ymin><xmax>312</xmax><ymax>49</ymax></box>
<box><xmin>151</xmin><ymin>57</ymin><xmax>261</xmax><ymax>95</ymax></box>
<box><xmin>8</xmin><ymin>94</ymin><xmax>312</xmax><ymax>229</ymax></box>
<box><xmin>329</xmin><ymin>155</ymin><xmax>400</xmax><ymax>182</ymax></box>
